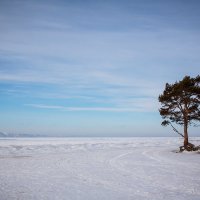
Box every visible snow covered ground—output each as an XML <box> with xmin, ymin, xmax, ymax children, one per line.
<box><xmin>0</xmin><ymin>137</ymin><xmax>199</xmax><ymax>200</ymax></box>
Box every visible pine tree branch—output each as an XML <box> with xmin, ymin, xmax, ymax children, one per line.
<box><xmin>177</xmin><ymin>101</ymin><xmax>184</xmax><ymax>114</ymax></box>
<box><xmin>169</xmin><ymin>122</ymin><xmax>184</xmax><ymax>138</ymax></box>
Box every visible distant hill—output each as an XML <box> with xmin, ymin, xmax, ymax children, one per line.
<box><xmin>0</xmin><ymin>131</ymin><xmax>44</xmax><ymax>137</ymax></box>
<box><xmin>0</xmin><ymin>131</ymin><xmax>8</xmax><ymax>137</ymax></box>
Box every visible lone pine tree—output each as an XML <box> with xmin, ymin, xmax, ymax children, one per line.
<box><xmin>159</xmin><ymin>75</ymin><xmax>200</xmax><ymax>151</ymax></box>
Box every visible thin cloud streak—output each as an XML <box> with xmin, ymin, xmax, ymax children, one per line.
<box><xmin>26</xmin><ymin>103</ymin><xmax>156</xmax><ymax>112</ymax></box>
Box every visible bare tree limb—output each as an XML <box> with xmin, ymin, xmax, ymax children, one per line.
<box><xmin>169</xmin><ymin>122</ymin><xmax>184</xmax><ymax>138</ymax></box>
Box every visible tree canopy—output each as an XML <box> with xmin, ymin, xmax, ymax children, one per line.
<box><xmin>159</xmin><ymin>75</ymin><xmax>200</xmax><ymax>151</ymax></box>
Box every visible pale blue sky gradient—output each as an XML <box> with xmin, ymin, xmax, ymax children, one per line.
<box><xmin>0</xmin><ymin>0</ymin><xmax>200</xmax><ymax>136</ymax></box>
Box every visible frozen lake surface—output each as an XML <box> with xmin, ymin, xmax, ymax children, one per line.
<box><xmin>0</xmin><ymin>137</ymin><xmax>199</xmax><ymax>200</ymax></box>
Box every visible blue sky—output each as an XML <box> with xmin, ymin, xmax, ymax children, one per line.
<box><xmin>0</xmin><ymin>0</ymin><xmax>200</xmax><ymax>136</ymax></box>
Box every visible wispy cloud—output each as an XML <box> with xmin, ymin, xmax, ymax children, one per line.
<box><xmin>26</xmin><ymin>100</ymin><xmax>157</xmax><ymax>112</ymax></box>
<box><xmin>26</xmin><ymin>104</ymin><xmax>64</xmax><ymax>109</ymax></box>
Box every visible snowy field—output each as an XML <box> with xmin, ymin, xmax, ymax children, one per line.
<box><xmin>0</xmin><ymin>137</ymin><xmax>199</xmax><ymax>200</ymax></box>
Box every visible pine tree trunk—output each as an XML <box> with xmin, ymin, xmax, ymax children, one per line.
<box><xmin>184</xmin><ymin>121</ymin><xmax>188</xmax><ymax>147</ymax></box>
<box><xmin>183</xmin><ymin>106</ymin><xmax>189</xmax><ymax>148</ymax></box>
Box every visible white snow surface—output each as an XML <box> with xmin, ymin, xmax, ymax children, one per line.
<box><xmin>0</xmin><ymin>137</ymin><xmax>199</xmax><ymax>200</ymax></box>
